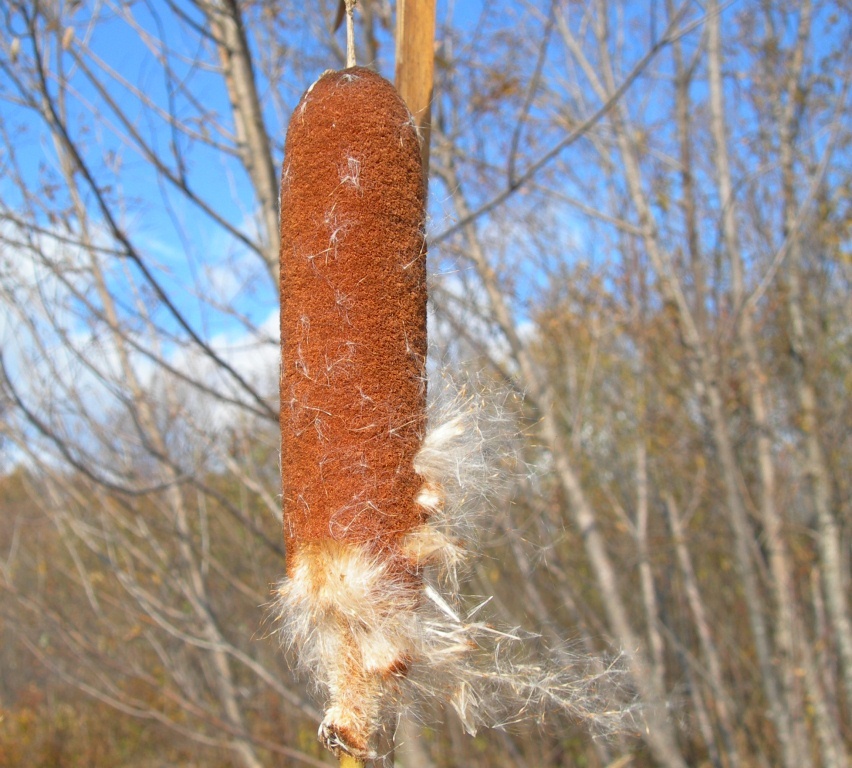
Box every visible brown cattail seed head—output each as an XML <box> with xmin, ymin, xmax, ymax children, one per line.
<box><xmin>277</xmin><ymin>74</ymin><xmax>634</xmax><ymax>751</ymax></box>
<box><xmin>278</xmin><ymin>68</ymin><xmax>428</xmax><ymax>759</ymax></box>
<box><xmin>280</xmin><ymin>67</ymin><xmax>427</xmax><ymax>560</ymax></box>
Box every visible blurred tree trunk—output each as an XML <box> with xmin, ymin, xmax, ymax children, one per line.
<box><xmin>773</xmin><ymin>6</ymin><xmax>852</xmax><ymax>719</ymax></box>
<box><xmin>707</xmin><ymin>3</ymin><xmax>810</xmax><ymax>765</ymax></box>
<box><xmin>434</xmin><ymin>147</ymin><xmax>689</xmax><ymax>768</ymax></box>
<box><xmin>199</xmin><ymin>0</ymin><xmax>280</xmax><ymax>280</ymax></box>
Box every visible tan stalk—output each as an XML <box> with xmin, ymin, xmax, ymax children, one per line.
<box><xmin>394</xmin><ymin>0</ymin><xmax>436</xmax><ymax>176</ymax></box>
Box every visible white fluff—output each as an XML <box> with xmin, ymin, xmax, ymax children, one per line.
<box><xmin>275</xmin><ymin>382</ymin><xmax>635</xmax><ymax>760</ymax></box>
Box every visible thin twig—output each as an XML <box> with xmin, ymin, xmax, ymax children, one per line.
<box><xmin>345</xmin><ymin>0</ymin><xmax>357</xmax><ymax>67</ymax></box>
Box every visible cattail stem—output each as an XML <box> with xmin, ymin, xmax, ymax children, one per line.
<box><xmin>339</xmin><ymin>756</ymin><xmax>365</xmax><ymax>768</ymax></box>
<box><xmin>394</xmin><ymin>0</ymin><xmax>436</xmax><ymax>176</ymax></box>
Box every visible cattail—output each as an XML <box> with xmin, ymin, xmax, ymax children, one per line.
<box><xmin>276</xmin><ymin>67</ymin><xmax>637</xmax><ymax>767</ymax></box>
<box><xmin>277</xmin><ymin>67</ymin><xmax>430</xmax><ymax>760</ymax></box>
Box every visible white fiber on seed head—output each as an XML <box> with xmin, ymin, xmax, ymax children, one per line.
<box><xmin>275</xmin><ymin>377</ymin><xmax>637</xmax><ymax>761</ymax></box>
<box><xmin>273</xmin><ymin>383</ymin><xmax>504</xmax><ymax>756</ymax></box>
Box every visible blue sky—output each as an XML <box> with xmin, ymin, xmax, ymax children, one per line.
<box><xmin>2</xmin><ymin>0</ymin><xmax>848</xmax><ymax>413</ymax></box>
